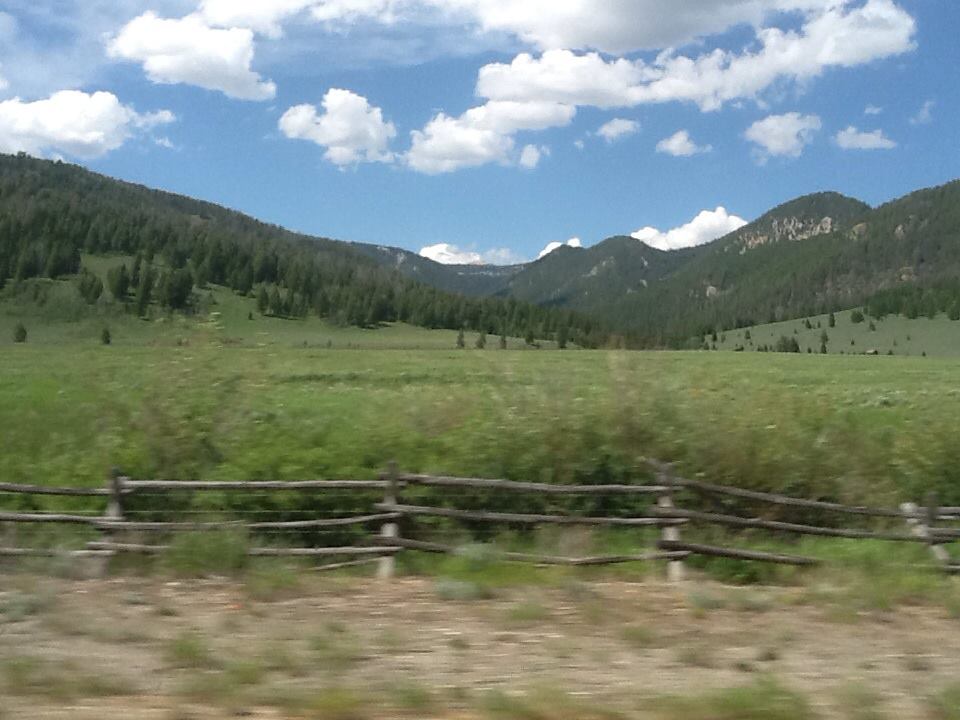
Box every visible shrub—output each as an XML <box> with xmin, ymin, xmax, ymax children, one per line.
<box><xmin>162</xmin><ymin>529</ymin><xmax>249</xmax><ymax>577</ymax></box>
<box><xmin>851</xmin><ymin>310</ymin><xmax>865</xmax><ymax>324</ymax></box>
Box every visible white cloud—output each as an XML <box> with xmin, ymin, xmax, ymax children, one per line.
<box><xmin>596</xmin><ymin>118</ymin><xmax>639</xmax><ymax>143</ymax></box>
<box><xmin>406</xmin><ymin>100</ymin><xmax>574</xmax><ymax>173</ymax></box>
<box><xmin>297</xmin><ymin>1</ymin><xmax>851</xmax><ymax>56</ymax></box>
<box><xmin>834</xmin><ymin>125</ymin><xmax>896</xmax><ymax>150</ymax></box>
<box><xmin>279</xmin><ymin>88</ymin><xmax>396</xmax><ymax>166</ymax></box>
<box><xmin>0</xmin><ymin>90</ymin><xmax>175</xmax><ymax>159</ymax></box>
<box><xmin>538</xmin><ymin>237</ymin><xmax>582</xmax><ymax>260</ymax></box>
<box><xmin>420</xmin><ymin>243</ymin><xmax>483</xmax><ymax>264</ymax></box>
<box><xmin>656</xmin><ymin>130</ymin><xmax>711</xmax><ymax>156</ymax></box>
<box><xmin>864</xmin><ymin>104</ymin><xmax>883</xmax><ymax>115</ymax></box>
<box><xmin>107</xmin><ymin>12</ymin><xmax>277</xmax><ymax>101</ymax></box>
<box><xmin>419</xmin><ymin>242</ymin><xmax>523</xmax><ymax>265</ymax></box>
<box><xmin>632</xmin><ymin>207</ymin><xmax>747</xmax><ymax>251</ymax></box>
<box><xmin>745</xmin><ymin>112</ymin><xmax>821</xmax><ymax>160</ymax></box>
<box><xmin>475</xmin><ymin>1</ymin><xmax>915</xmax><ymax>112</ymax></box>
<box><xmin>910</xmin><ymin>99</ymin><xmax>934</xmax><ymax>125</ymax></box>
<box><xmin>200</xmin><ymin>0</ymin><xmax>318</xmax><ymax>37</ymax></box>
<box><xmin>519</xmin><ymin>144</ymin><xmax>547</xmax><ymax>169</ymax></box>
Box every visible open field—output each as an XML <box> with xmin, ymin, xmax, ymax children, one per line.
<box><xmin>1</xmin><ymin>570</ymin><xmax>959</xmax><ymax>720</ymax></box>
<box><xmin>714</xmin><ymin>308</ymin><xmax>960</xmax><ymax>358</ymax></box>
<box><xmin>2</xmin><ymin>339</ymin><xmax>960</xmax><ymax>508</ymax></box>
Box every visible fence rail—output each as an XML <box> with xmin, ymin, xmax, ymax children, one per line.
<box><xmin>0</xmin><ymin>463</ymin><xmax>956</xmax><ymax>580</ymax></box>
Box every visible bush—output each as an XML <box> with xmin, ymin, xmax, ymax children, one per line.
<box><xmin>13</xmin><ymin>322</ymin><xmax>26</xmax><ymax>343</ymax></box>
<box><xmin>162</xmin><ymin>529</ymin><xmax>249</xmax><ymax>577</ymax></box>
<box><xmin>101</xmin><ymin>327</ymin><xmax>112</xmax><ymax>346</ymax></box>
<box><xmin>851</xmin><ymin>310</ymin><xmax>865</xmax><ymax>324</ymax></box>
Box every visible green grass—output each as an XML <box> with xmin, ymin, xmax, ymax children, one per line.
<box><xmin>714</xmin><ymin>308</ymin><xmax>960</xmax><ymax>358</ymax></box>
<box><xmin>653</xmin><ymin>677</ymin><xmax>817</xmax><ymax>720</ymax></box>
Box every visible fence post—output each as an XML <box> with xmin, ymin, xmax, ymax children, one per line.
<box><xmin>93</xmin><ymin>468</ymin><xmax>125</xmax><ymax>576</ymax></box>
<box><xmin>657</xmin><ymin>466</ymin><xmax>684</xmax><ymax>583</ymax></box>
<box><xmin>378</xmin><ymin>462</ymin><xmax>399</xmax><ymax>580</ymax></box>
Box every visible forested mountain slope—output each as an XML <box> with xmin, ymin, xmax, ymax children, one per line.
<box><xmin>0</xmin><ymin>153</ymin><xmax>606</xmax><ymax>346</ymax></box>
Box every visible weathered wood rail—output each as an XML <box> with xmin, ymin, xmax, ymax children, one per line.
<box><xmin>0</xmin><ymin>462</ymin><xmax>956</xmax><ymax>579</ymax></box>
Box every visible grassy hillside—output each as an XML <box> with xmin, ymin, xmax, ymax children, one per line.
<box><xmin>0</xmin><ymin>256</ymin><xmax>555</xmax><ymax>351</ymax></box>
<box><xmin>0</xmin><ymin>153</ymin><xmax>605</xmax><ymax>347</ymax></box>
<box><xmin>713</xmin><ymin>309</ymin><xmax>960</xmax><ymax>357</ymax></box>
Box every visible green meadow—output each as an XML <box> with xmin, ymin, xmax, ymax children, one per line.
<box><xmin>714</xmin><ymin>308</ymin><xmax>960</xmax><ymax>357</ymax></box>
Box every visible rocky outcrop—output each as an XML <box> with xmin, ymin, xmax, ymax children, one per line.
<box><xmin>737</xmin><ymin>216</ymin><xmax>835</xmax><ymax>253</ymax></box>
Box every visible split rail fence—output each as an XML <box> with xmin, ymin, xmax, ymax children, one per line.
<box><xmin>1</xmin><ymin>461</ymin><xmax>957</xmax><ymax>578</ymax></box>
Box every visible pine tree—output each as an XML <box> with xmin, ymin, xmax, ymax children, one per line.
<box><xmin>101</xmin><ymin>327</ymin><xmax>112</xmax><ymax>345</ymax></box>
<box><xmin>499</xmin><ymin>333</ymin><xmax>507</xmax><ymax>350</ymax></box>
<box><xmin>828</xmin><ymin>312</ymin><xmax>836</xmax><ymax>328</ymax></box>
<box><xmin>256</xmin><ymin>285</ymin><xmax>269</xmax><ymax>315</ymax></box>
<box><xmin>13</xmin><ymin>322</ymin><xmax>26</xmax><ymax>343</ymax></box>
<box><xmin>475</xmin><ymin>332</ymin><xmax>486</xmax><ymax>349</ymax></box>
<box><xmin>456</xmin><ymin>328</ymin><xmax>465</xmax><ymax>349</ymax></box>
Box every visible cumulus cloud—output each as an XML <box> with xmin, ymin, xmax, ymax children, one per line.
<box><xmin>745</xmin><ymin>112</ymin><xmax>821</xmax><ymax>160</ymax></box>
<box><xmin>656</xmin><ymin>130</ymin><xmax>711</xmax><ymax>156</ymax></box>
<box><xmin>200</xmin><ymin>0</ymin><xmax>318</xmax><ymax>38</ymax></box>
<box><xmin>864</xmin><ymin>104</ymin><xmax>883</xmax><ymax>115</ymax></box>
<box><xmin>538</xmin><ymin>237</ymin><xmax>582</xmax><ymax>259</ymax></box>
<box><xmin>475</xmin><ymin>1</ymin><xmax>915</xmax><ymax>112</ymax></box>
<box><xmin>419</xmin><ymin>242</ymin><xmax>523</xmax><ymax>265</ymax></box>
<box><xmin>519</xmin><ymin>144</ymin><xmax>547</xmax><ymax>169</ymax></box>
<box><xmin>293</xmin><ymin>1</ymin><xmax>856</xmax><ymax>56</ymax></box>
<box><xmin>0</xmin><ymin>90</ymin><xmax>175</xmax><ymax>159</ymax></box>
<box><xmin>406</xmin><ymin>100</ymin><xmax>574</xmax><ymax>173</ymax></box>
<box><xmin>596</xmin><ymin>118</ymin><xmax>639</xmax><ymax>143</ymax></box>
<box><xmin>910</xmin><ymin>99</ymin><xmax>934</xmax><ymax>125</ymax></box>
<box><xmin>107</xmin><ymin>12</ymin><xmax>277</xmax><ymax>101</ymax></box>
<box><xmin>632</xmin><ymin>207</ymin><xmax>747</xmax><ymax>251</ymax></box>
<box><xmin>834</xmin><ymin>126</ymin><xmax>896</xmax><ymax>150</ymax></box>
<box><xmin>279</xmin><ymin>88</ymin><xmax>397</xmax><ymax>166</ymax></box>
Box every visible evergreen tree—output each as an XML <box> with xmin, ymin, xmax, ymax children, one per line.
<box><xmin>107</xmin><ymin>263</ymin><xmax>130</xmax><ymax>300</ymax></box>
<box><xmin>557</xmin><ymin>325</ymin><xmax>568</xmax><ymax>350</ymax></box>
<box><xmin>828</xmin><ymin>312</ymin><xmax>836</xmax><ymax>328</ymax></box>
<box><xmin>256</xmin><ymin>285</ymin><xmax>269</xmax><ymax>315</ymax></box>
<box><xmin>135</xmin><ymin>263</ymin><xmax>154</xmax><ymax>317</ymax></box>
<box><xmin>499</xmin><ymin>333</ymin><xmax>507</xmax><ymax>350</ymax></box>
<box><xmin>456</xmin><ymin>328</ymin><xmax>465</xmax><ymax>349</ymax></box>
<box><xmin>75</xmin><ymin>269</ymin><xmax>103</xmax><ymax>304</ymax></box>
<box><xmin>101</xmin><ymin>327</ymin><xmax>111</xmax><ymax>345</ymax></box>
<box><xmin>13</xmin><ymin>322</ymin><xmax>26</xmax><ymax>343</ymax></box>
<box><xmin>475</xmin><ymin>332</ymin><xmax>486</xmax><ymax>349</ymax></box>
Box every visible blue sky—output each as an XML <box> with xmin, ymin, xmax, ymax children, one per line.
<box><xmin>0</xmin><ymin>1</ymin><xmax>957</xmax><ymax>264</ymax></box>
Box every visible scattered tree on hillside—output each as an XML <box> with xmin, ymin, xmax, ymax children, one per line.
<box><xmin>13</xmin><ymin>322</ymin><xmax>26</xmax><ymax>343</ymax></box>
<box><xmin>499</xmin><ymin>333</ymin><xmax>507</xmax><ymax>350</ymax></box>
<box><xmin>76</xmin><ymin>269</ymin><xmax>103</xmax><ymax>304</ymax></box>
<box><xmin>107</xmin><ymin>264</ymin><xmax>130</xmax><ymax>300</ymax></box>
<box><xmin>828</xmin><ymin>312</ymin><xmax>836</xmax><ymax>327</ymax></box>
<box><xmin>456</xmin><ymin>328</ymin><xmax>465</xmax><ymax>349</ymax></box>
<box><xmin>557</xmin><ymin>325</ymin><xmax>568</xmax><ymax>349</ymax></box>
<box><xmin>851</xmin><ymin>309</ymin><xmax>865</xmax><ymax>324</ymax></box>
<box><xmin>475</xmin><ymin>332</ymin><xmax>486</xmax><ymax>349</ymax></box>
<box><xmin>256</xmin><ymin>285</ymin><xmax>269</xmax><ymax>315</ymax></box>
<box><xmin>774</xmin><ymin>335</ymin><xmax>801</xmax><ymax>353</ymax></box>
<box><xmin>101</xmin><ymin>327</ymin><xmax>111</xmax><ymax>345</ymax></box>
<box><xmin>135</xmin><ymin>264</ymin><xmax>154</xmax><ymax>317</ymax></box>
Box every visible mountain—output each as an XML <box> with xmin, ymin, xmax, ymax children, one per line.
<box><xmin>348</xmin><ymin>243</ymin><xmax>525</xmax><ymax>297</ymax></box>
<box><xmin>0</xmin><ymin>153</ymin><xmax>607</xmax><ymax>346</ymax></box>
<box><xmin>362</xmin><ymin>183</ymin><xmax>960</xmax><ymax>345</ymax></box>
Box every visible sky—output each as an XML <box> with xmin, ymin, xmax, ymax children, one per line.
<box><xmin>0</xmin><ymin>1</ymin><xmax>957</xmax><ymax>265</ymax></box>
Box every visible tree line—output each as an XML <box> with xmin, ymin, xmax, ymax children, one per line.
<box><xmin>0</xmin><ymin>153</ymin><xmax>607</xmax><ymax>346</ymax></box>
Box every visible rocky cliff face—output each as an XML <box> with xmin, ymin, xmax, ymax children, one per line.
<box><xmin>736</xmin><ymin>216</ymin><xmax>835</xmax><ymax>253</ymax></box>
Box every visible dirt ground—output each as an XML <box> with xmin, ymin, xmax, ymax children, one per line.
<box><xmin>1</xmin><ymin>572</ymin><xmax>958</xmax><ymax>719</ymax></box>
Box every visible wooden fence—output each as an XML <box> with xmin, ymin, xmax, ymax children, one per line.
<box><xmin>1</xmin><ymin>461</ymin><xmax>957</xmax><ymax>578</ymax></box>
